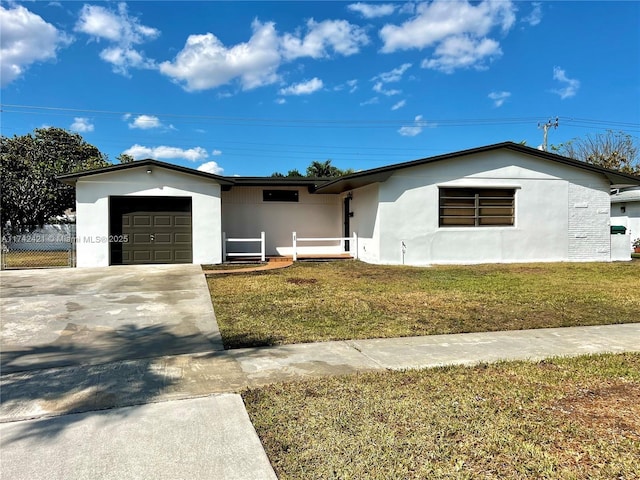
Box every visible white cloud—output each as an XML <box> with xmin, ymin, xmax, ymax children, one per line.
<box><xmin>380</xmin><ymin>0</ymin><xmax>514</xmax><ymax>73</ymax></box>
<box><xmin>160</xmin><ymin>17</ymin><xmax>367</xmax><ymax>93</ymax></box>
<box><xmin>391</xmin><ymin>100</ymin><xmax>406</xmax><ymax>110</ymax></box>
<box><xmin>70</xmin><ymin>117</ymin><xmax>94</xmax><ymax>132</ymax></box>
<box><xmin>99</xmin><ymin>46</ymin><xmax>150</xmax><ymax>71</ymax></box>
<box><xmin>370</xmin><ymin>63</ymin><xmax>411</xmax><ymax>96</ymax></box>
<box><xmin>0</xmin><ymin>4</ymin><xmax>72</xmax><ymax>86</ymax></box>
<box><xmin>347</xmin><ymin>3</ymin><xmax>396</xmax><ymax>19</ymax></box>
<box><xmin>279</xmin><ymin>77</ymin><xmax>323</xmax><ymax>96</ymax></box>
<box><xmin>75</xmin><ymin>3</ymin><xmax>159</xmax><ymax>75</ymax></box>
<box><xmin>336</xmin><ymin>79</ymin><xmax>358</xmax><ymax>92</ymax></box>
<box><xmin>522</xmin><ymin>2</ymin><xmax>543</xmax><ymax>26</ymax></box>
<box><xmin>381</xmin><ymin>0</ymin><xmax>515</xmax><ymax>52</ymax></box>
<box><xmin>360</xmin><ymin>97</ymin><xmax>379</xmax><ymax>106</ymax></box>
<box><xmin>373</xmin><ymin>82</ymin><xmax>401</xmax><ymax>96</ymax></box>
<box><xmin>123</xmin><ymin>144</ymin><xmax>208</xmax><ymax>162</ymax></box>
<box><xmin>197</xmin><ymin>161</ymin><xmax>224</xmax><ymax>175</ymax></box>
<box><xmin>398</xmin><ymin>114</ymin><xmax>435</xmax><ymax>136</ymax></box>
<box><xmin>281</xmin><ymin>18</ymin><xmax>369</xmax><ymax>60</ymax></box>
<box><xmin>488</xmin><ymin>90</ymin><xmax>511</xmax><ymax>107</ymax></box>
<box><xmin>421</xmin><ymin>36</ymin><xmax>501</xmax><ymax>73</ymax></box>
<box><xmin>552</xmin><ymin>66</ymin><xmax>580</xmax><ymax>99</ymax></box>
<box><xmin>374</xmin><ymin>63</ymin><xmax>412</xmax><ymax>83</ymax></box>
<box><xmin>212</xmin><ymin>149</ymin><xmax>222</xmax><ymax>156</ymax></box>
<box><xmin>399</xmin><ymin>3</ymin><xmax>417</xmax><ymax>15</ymax></box>
<box><xmin>275</xmin><ymin>98</ymin><xmax>287</xmax><ymax>104</ymax></box>
<box><xmin>159</xmin><ymin>20</ymin><xmax>281</xmax><ymax>91</ymax></box>
<box><xmin>128</xmin><ymin>114</ymin><xmax>162</xmax><ymax>129</ymax></box>
<box><xmin>76</xmin><ymin>4</ymin><xmax>124</xmax><ymax>41</ymax></box>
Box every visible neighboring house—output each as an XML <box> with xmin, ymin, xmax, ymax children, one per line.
<box><xmin>57</xmin><ymin>142</ymin><xmax>640</xmax><ymax>268</ymax></box>
<box><xmin>611</xmin><ymin>186</ymin><xmax>640</xmax><ymax>251</ymax></box>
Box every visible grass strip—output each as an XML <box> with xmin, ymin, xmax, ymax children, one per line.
<box><xmin>244</xmin><ymin>353</ymin><xmax>640</xmax><ymax>480</ymax></box>
<box><xmin>208</xmin><ymin>261</ymin><xmax>640</xmax><ymax>348</ymax></box>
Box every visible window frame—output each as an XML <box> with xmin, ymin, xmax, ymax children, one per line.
<box><xmin>262</xmin><ymin>189</ymin><xmax>300</xmax><ymax>202</ymax></box>
<box><xmin>438</xmin><ymin>187</ymin><xmax>516</xmax><ymax>228</ymax></box>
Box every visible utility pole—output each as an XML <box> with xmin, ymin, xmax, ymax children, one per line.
<box><xmin>538</xmin><ymin>117</ymin><xmax>559</xmax><ymax>151</ymax></box>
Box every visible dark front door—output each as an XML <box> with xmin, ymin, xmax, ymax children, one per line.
<box><xmin>343</xmin><ymin>195</ymin><xmax>351</xmax><ymax>251</ymax></box>
<box><xmin>109</xmin><ymin>196</ymin><xmax>192</xmax><ymax>265</ymax></box>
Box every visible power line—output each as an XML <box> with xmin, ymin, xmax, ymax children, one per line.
<box><xmin>3</xmin><ymin>104</ymin><xmax>638</xmax><ymax>165</ymax></box>
<box><xmin>6</xmin><ymin>103</ymin><xmax>626</xmax><ymax>129</ymax></box>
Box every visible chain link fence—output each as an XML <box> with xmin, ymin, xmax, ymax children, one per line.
<box><xmin>1</xmin><ymin>224</ymin><xmax>76</xmax><ymax>270</ymax></box>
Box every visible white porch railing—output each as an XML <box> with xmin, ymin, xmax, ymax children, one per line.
<box><xmin>222</xmin><ymin>232</ymin><xmax>266</xmax><ymax>262</ymax></box>
<box><xmin>292</xmin><ymin>231</ymin><xmax>358</xmax><ymax>261</ymax></box>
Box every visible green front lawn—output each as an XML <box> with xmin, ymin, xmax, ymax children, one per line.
<box><xmin>207</xmin><ymin>261</ymin><xmax>640</xmax><ymax>349</ymax></box>
<box><xmin>244</xmin><ymin>353</ymin><xmax>640</xmax><ymax>479</ymax></box>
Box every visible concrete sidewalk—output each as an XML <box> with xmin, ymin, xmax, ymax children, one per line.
<box><xmin>3</xmin><ymin>323</ymin><xmax>639</xmax><ymax>422</ymax></box>
<box><xmin>0</xmin><ymin>394</ymin><xmax>277</xmax><ymax>480</ymax></box>
<box><xmin>1</xmin><ymin>323</ymin><xmax>638</xmax><ymax>480</ymax></box>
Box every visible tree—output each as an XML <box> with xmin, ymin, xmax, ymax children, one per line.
<box><xmin>271</xmin><ymin>162</ymin><xmax>349</xmax><ymax>178</ymax></box>
<box><xmin>286</xmin><ymin>169</ymin><xmax>304</xmax><ymax>178</ymax></box>
<box><xmin>117</xmin><ymin>153</ymin><xmax>135</xmax><ymax>163</ymax></box>
<box><xmin>552</xmin><ymin>130</ymin><xmax>640</xmax><ymax>175</ymax></box>
<box><xmin>1</xmin><ymin>127</ymin><xmax>110</xmax><ymax>233</ymax></box>
<box><xmin>306</xmin><ymin>159</ymin><xmax>343</xmax><ymax>178</ymax></box>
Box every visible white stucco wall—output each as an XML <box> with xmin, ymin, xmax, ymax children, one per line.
<box><xmin>221</xmin><ymin>186</ymin><xmax>342</xmax><ymax>256</ymax></box>
<box><xmin>349</xmin><ymin>183</ymin><xmax>381</xmax><ymax>264</ymax></box>
<box><xmin>352</xmin><ymin>150</ymin><xmax>614</xmax><ymax>265</ymax></box>
<box><xmin>567</xmin><ymin>180</ymin><xmax>611</xmax><ymax>261</ymax></box>
<box><xmin>75</xmin><ymin>166</ymin><xmax>222</xmax><ymax>267</ymax></box>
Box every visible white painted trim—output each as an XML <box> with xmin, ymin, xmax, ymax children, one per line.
<box><xmin>292</xmin><ymin>232</ymin><xmax>358</xmax><ymax>261</ymax></box>
<box><xmin>222</xmin><ymin>232</ymin><xmax>266</xmax><ymax>262</ymax></box>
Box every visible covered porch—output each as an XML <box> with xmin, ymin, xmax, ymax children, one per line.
<box><xmin>221</xmin><ymin>231</ymin><xmax>358</xmax><ymax>263</ymax></box>
<box><xmin>220</xmin><ymin>181</ymin><xmax>355</xmax><ymax>262</ymax></box>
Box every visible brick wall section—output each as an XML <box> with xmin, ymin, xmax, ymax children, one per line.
<box><xmin>568</xmin><ymin>182</ymin><xmax>611</xmax><ymax>261</ymax></box>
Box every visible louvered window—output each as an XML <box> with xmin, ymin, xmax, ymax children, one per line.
<box><xmin>439</xmin><ymin>188</ymin><xmax>515</xmax><ymax>227</ymax></box>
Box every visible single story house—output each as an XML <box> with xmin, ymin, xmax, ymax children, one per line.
<box><xmin>611</xmin><ymin>186</ymin><xmax>640</xmax><ymax>251</ymax></box>
<box><xmin>57</xmin><ymin>142</ymin><xmax>640</xmax><ymax>267</ymax></box>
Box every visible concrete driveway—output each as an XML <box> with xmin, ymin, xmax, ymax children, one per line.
<box><xmin>0</xmin><ymin>265</ymin><xmax>278</xmax><ymax>480</ymax></box>
<box><xmin>0</xmin><ymin>264</ymin><xmax>224</xmax><ymax>373</ymax></box>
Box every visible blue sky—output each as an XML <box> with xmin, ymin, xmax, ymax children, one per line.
<box><xmin>1</xmin><ymin>1</ymin><xmax>639</xmax><ymax>176</ymax></box>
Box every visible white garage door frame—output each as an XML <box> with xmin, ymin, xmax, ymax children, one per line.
<box><xmin>74</xmin><ymin>165</ymin><xmax>222</xmax><ymax>267</ymax></box>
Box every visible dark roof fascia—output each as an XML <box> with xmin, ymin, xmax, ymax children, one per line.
<box><xmin>312</xmin><ymin>171</ymin><xmax>396</xmax><ymax>194</ymax></box>
<box><xmin>57</xmin><ymin>144</ymin><xmax>640</xmax><ymax>192</ymax></box>
<box><xmin>56</xmin><ymin>159</ymin><xmax>234</xmax><ymax>186</ymax></box>
<box><xmin>56</xmin><ymin>160</ymin><xmax>336</xmax><ymax>189</ymax></box>
<box><xmin>315</xmin><ymin>142</ymin><xmax>640</xmax><ymax>194</ymax></box>
<box><xmin>229</xmin><ymin>177</ymin><xmax>332</xmax><ymax>188</ymax></box>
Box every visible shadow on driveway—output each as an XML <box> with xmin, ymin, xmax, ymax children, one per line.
<box><xmin>1</xmin><ymin>322</ymin><xmax>216</xmax><ymax>374</ymax></box>
<box><xmin>0</xmin><ymin>324</ymin><xmax>200</xmax><ymax>441</ymax></box>
<box><xmin>0</xmin><ymin>265</ymin><xmax>224</xmax><ymax>440</ymax></box>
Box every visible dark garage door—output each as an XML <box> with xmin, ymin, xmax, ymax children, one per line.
<box><xmin>109</xmin><ymin>196</ymin><xmax>192</xmax><ymax>265</ymax></box>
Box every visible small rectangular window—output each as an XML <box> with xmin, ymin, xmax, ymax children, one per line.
<box><xmin>439</xmin><ymin>188</ymin><xmax>515</xmax><ymax>227</ymax></box>
<box><xmin>263</xmin><ymin>190</ymin><xmax>299</xmax><ymax>202</ymax></box>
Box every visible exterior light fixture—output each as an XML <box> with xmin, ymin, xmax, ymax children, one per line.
<box><xmin>146</xmin><ymin>167</ymin><xmax>152</xmax><ymax>174</ymax></box>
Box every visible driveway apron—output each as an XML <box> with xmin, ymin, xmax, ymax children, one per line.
<box><xmin>0</xmin><ymin>264</ymin><xmax>224</xmax><ymax>373</ymax></box>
